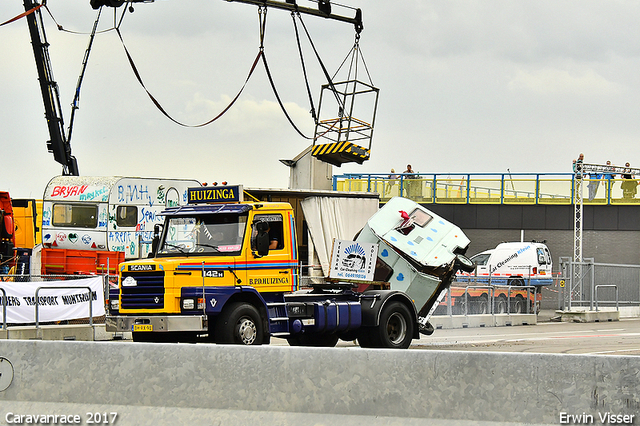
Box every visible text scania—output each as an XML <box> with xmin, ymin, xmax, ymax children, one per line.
<box><xmin>249</xmin><ymin>277</ymin><xmax>290</xmax><ymax>285</ymax></box>
<box><xmin>129</xmin><ymin>264</ymin><xmax>155</xmax><ymax>271</ymax></box>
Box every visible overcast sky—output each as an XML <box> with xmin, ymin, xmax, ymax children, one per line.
<box><xmin>3</xmin><ymin>0</ymin><xmax>640</xmax><ymax>198</ymax></box>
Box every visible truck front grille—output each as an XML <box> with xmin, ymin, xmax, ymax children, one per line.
<box><xmin>121</xmin><ymin>271</ymin><xmax>165</xmax><ymax>310</ymax></box>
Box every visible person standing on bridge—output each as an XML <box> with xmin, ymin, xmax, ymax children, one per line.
<box><xmin>603</xmin><ymin>160</ymin><xmax>616</xmax><ymax>197</ymax></box>
<box><xmin>588</xmin><ymin>167</ymin><xmax>602</xmax><ymax>201</ymax></box>
<box><xmin>403</xmin><ymin>164</ymin><xmax>418</xmax><ymax>198</ymax></box>
<box><xmin>573</xmin><ymin>153</ymin><xmax>584</xmax><ymax>179</ymax></box>
<box><xmin>385</xmin><ymin>169</ymin><xmax>400</xmax><ymax>196</ymax></box>
<box><xmin>621</xmin><ymin>162</ymin><xmax>638</xmax><ymax>199</ymax></box>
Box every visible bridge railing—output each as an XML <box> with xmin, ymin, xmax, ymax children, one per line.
<box><xmin>333</xmin><ymin>172</ymin><xmax>640</xmax><ymax>204</ymax></box>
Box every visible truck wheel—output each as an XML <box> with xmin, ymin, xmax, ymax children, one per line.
<box><xmin>338</xmin><ymin>329</ymin><xmax>360</xmax><ymax>342</ymax></box>
<box><xmin>511</xmin><ymin>296</ymin><xmax>524</xmax><ymax>314</ymax></box>
<box><xmin>356</xmin><ymin>328</ymin><xmax>376</xmax><ymax>348</ymax></box>
<box><xmin>287</xmin><ymin>333</ymin><xmax>339</xmax><ymax>347</ymax></box>
<box><xmin>453</xmin><ymin>294</ymin><xmax>468</xmax><ymax>315</ymax></box>
<box><xmin>454</xmin><ymin>254</ymin><xmax>475</xmax><ymax>273</ymax></box>
<box><xmin>368</xmin><ymin>301</ymin><xmax>415</xmax><ymax>349</ymax></box>
<box><xmin>473</xmin><ymin>295</ymin><xmax>489</xmax><ymax>315</ymax></box>
<box><xmin>215</xmin><ymin>302</ymin><xmax>264</xmax><ymax>345</ymax></box>
<box><xmin>508</xmin><ymin>278</ymin><xmax>525</xmax><ymax>287</ymax></box>
<box><xmin>495</xmin><ymin>296</ymin><xmax>508</xmax><ymax>314</ymax></box>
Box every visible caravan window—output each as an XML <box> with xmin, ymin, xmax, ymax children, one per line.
<box><xmin>116</xmin><ymin>206</ymin><xmax>138</xmax><ymax>227</ymax></box>
<box><xmin>52</xmin><ymin>203</ymin><xmax>98</xmax><ymax>228</ymax></box>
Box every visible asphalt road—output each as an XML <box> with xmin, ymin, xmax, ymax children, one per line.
<box><xmin>411</xmin><ymin>315</ymin><xmax>640</xmax><ymax>355</ymax></box>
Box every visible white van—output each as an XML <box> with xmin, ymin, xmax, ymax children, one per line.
<box><xmin>42</xmin><ymin>176</ymin><xmax>200</xmax><ymax>259</ymax></box>
<box><xmin>458</xmin><ymin>241</ymin><xmax>553</xmax><ymax>286</ymax></box>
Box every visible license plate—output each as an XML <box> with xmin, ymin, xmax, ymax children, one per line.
<box><xmin>132</xmin><ymin>324</ymin><xmax>152</xmax><ymax>332</ymax></box>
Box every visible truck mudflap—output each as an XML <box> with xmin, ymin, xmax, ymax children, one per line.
<box><xmin>106</xmin><ymin>315</ymin><xmax>206</xmax><ymax>333</ymax></box>
<box><xmin>359</xmin><ymin>290</ymin><xmax>420</xmax><ymax>339</ymax></box>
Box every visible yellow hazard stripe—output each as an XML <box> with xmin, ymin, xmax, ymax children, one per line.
<box><xmin>312</xmin><ymin>142</ymin><xmax>370</xmax><ymax>158</ymax></box>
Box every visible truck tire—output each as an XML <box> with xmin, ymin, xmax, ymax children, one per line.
<box><xmin>361</xmin><ymin>301</ymin><xmax>415</xmax><ymax>349</ymax></box>
<box><xmin>453</xmin><ymin>294</ymin><xmax>468</xmax><ymax>315</ymax></box>
<box><xmin>287</xmin><ymin>333</ymin><xmax>339</xmax><ymax>347</ymax></box>
<box><xmin>495</xmin><ymin>295</ymin><xmax>508</xmax><ymax>314</ymax></box>
<box><xmin>473</xmin><ymin>295</ymin><xmax>489</xmax><ymax>315</ymax></box>
<box><xmin>455</xmin><ymin>254</ymin><xmax>475</xmax><ymax>273</ymax></box>
<box><xmin>511</xmin><ymin>296</ymin><xmax>524</xmax><ymax>314</ymax></box>
<box><xmin>508</xmin><ymin>278</ymin><xmax>525</xmax><ymax>287</ymax></box>
<box><xmin>215</xmin><ymin>302</ymin><xmax>264</xmax><ymax>345</ymax></box>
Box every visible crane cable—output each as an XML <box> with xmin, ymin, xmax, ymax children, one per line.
<box><xmin>67</xmin><ymin>7</ymin><xmax>102</xmax><ymax>146</ymax></box>
<box><xmin>291</xmin><ymin>11</ymin><xmax>316</xmax><ymax>123</ymax></box>
<box><xmin>259</xmin><ymin>7</ymin><xmax>312</xmax><ymax>139</ymax></box>
<box><xmin>3</xmin><ymin>2</ymin><xmax>351</xmax><ymax>136</ymax></box>
<box><xmin>0</xmin><ymin>2</ymin><xmax>42</xmax><ymax>27</ymax></box>
<box><xmin>115</xmin><ymin>29</ymin><xmax>262</xmax><ymax>128</ymax></box>
<box><xmin>295</xmin><ymin>12</ymin><xmax>345</xmax><ymax>116</ymax></box>
<box><xmin>112</xmin><ymin>0</ymin><xmax>263</xmax><ymax>128</ymax></box>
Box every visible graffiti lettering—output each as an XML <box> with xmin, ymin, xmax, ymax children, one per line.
<box><xmin>50</xmin><ymin>185</ymin><xmax>88</xmax><ymax>198</ymax></box>
<box><xmin>79</xmin><ymin>187</ymin><xmax>108</xmax><ymax>201</ymax></box>
<box><xmin>139</xmin><ymin>208</ymin><xmax>161</xmax><ymax>224</ymax></box>
<box><xmin>118</xmin><ymin>184</ymin><xmax>151</xmax><ymax>203</ymax></box>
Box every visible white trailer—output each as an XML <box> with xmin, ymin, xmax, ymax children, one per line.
<box><xmin>42</xmin><ymin>176</ymin><xmax>200</xmax><ymax>259</ymax></box>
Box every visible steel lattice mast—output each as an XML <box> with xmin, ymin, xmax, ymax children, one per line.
<box><xmin>572</xmin><ymin>162</ymin><xmax>640</xmax><ymax>309</ymax></box>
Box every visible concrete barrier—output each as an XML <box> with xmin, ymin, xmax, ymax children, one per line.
<box><xmin>431</xmin><ymin>313</ymin><xmax>537</xmax><ymax>329</ymax></box>
<box><xmin>0</xmin><ymin>340</ymin><xmax>638</xmax><ymax>426</ymax></box>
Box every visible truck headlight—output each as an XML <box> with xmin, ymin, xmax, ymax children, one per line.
<box><xmin>110</xmin><ymin>299</ymin><xmax>119</xmax><ymax>311</ymax></box>
<box><xmin>182</xmin><ymin>298</ymin><xmax>205</xmax><ymax>310</ymax></box>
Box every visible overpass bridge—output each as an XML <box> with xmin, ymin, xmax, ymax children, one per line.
<box><xmin>333</xmin><ymin>172</ymin><xmax>640</xmax><ymax>266</ymax></box>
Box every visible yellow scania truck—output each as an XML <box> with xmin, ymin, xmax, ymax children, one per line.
<box><xmin>106</xmin><ymin>185</ymin><xmax>474</xmax><ymax>348</ymax></box>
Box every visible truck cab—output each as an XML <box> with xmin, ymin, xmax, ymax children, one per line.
<box><xmin>108</xmin><ymin>186</ymin><xmax>298</xmax><ymax>343</ymax></box>
<box><xmin>107</xmin><ymin>188</ymin><xmax>473</xmax><ymax>348</ymax></box>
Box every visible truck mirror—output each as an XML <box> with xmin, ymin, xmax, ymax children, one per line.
<box><xmin>150</xmin><ymin>224</ymin><xmax>163</xmax><ymax>257</ymax></box>
<box><xmin>253</xmin><ymin>221</ymin><xmax>270</xmax><ymax>257</ymax></box>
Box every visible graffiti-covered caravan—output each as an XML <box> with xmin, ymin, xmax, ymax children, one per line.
<box><xmin>42</xmin><ymin>176</ymin><xmax>200</xmax><ymax>259</ymax></box>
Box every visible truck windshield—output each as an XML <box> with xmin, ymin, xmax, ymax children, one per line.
<box><xmin>158</xmin><ymin>213</ymin><xmax>247</xmax><ymax>256</ymax></box>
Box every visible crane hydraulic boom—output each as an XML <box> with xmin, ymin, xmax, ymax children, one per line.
<box><xmin>90</xmin><ymin>0</ymin><xmax>363</xmax><ymax>33</ymax></box>
<box><xmin>24</xmin><ymin>0</ymin><xmax>79</xmax><ymax>176</ymax></box>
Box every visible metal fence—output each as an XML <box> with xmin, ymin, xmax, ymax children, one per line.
<box><xmin>557</xmin><ymin>258</ymin><xmax>640</xmax><ymax>310</ymax></box>
<box><xmin>0</xmin><ymin>273</ymin><xmax>116</xmax><ymax>332</ymax></box>
<box><xmin>333</xmin><ymin>172</ymin><xmax>640</xmax><ymax>205</ymax></box>
<box><xmin>431</xmin><ymin>282</ymin><xmax>539</xmax><ymax>317</ymax></box>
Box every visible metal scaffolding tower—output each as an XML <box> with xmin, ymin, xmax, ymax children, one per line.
<box><xmin>571</xmin><ymin>161</ymin><xmax>640</xmax><ymax>309</ymax></box>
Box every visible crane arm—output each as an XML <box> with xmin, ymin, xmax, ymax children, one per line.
<box><xmin>90</xmin><ymin>0</ymin><xmax>363</xmax><ymax>33</ymax></box>
<box><xmin>24</xmin><ymin>0</ymin><xmax>79</xmax><ymax>175</ymax></box>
